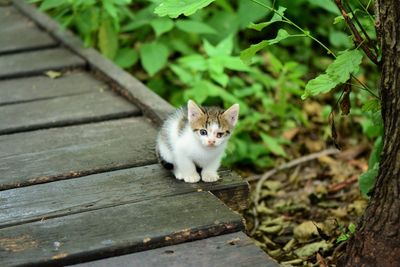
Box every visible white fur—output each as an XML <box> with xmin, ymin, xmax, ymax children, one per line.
<box><xmin>157</xmin><ymin>102</ymin><xmax>239</xmax><ymax>183</ymax></box>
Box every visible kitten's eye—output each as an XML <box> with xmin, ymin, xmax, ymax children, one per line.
<box><xmin>216</xmin><ymin>132</ymin><xmax>224</xmax><ymax>138</ymax></box>
<box><xmin>199</xmin><ymin>129</ymin><xmax>208</xmax><ymax>136</ymax></box>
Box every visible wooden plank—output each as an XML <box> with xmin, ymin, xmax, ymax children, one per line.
<box><xmin>0</xmin><ymin>90</ymin><xmax>141</xmax><ymax>134</ymax></box>
<box><xmin>0</xmin><ymin>192</ymin><xmax>243</xmax><ymax>267</ymax></box>
<box><xmin>12</xmin><ymin>0</ymin><xmax>174</xmax><ymax>125</ymax></box>
<box><xmin>0</xmin><ymin>47</ymin><xmax>85</xmax><ymax>79</ymax></box>
<box><xmin>0</xmin><ymin>164</ymin><xmax>247</xmax><ymax>228</ymax></box>
<box><xmin>0</xmin><ymin>117</ymin><xmax>157</xmax><ymax>190</ymax></box>
<box><xmin>70</xmin><ymin>232</ymin><xmax>279</xmax><ymax>267</ymax></box>
<box><xmin>0</xmin><ymin>6</ymin><xmax>57</xmax><ymax>54</ymax></box>
<box><xmin>0</xmin><ymin>71</ymin><xmax>107</xmax><ymax>105</ymax></box>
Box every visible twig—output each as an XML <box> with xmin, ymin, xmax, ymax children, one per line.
<box><xmin>249</xmin><ymin>148</ymin><xmax>340</xmax><ymax>235</ymax></box>
<box><xmin>334</xmin><ymin>0</ymin><xmax>379</xmax><ymax>65</ymax></box>
<box><xmin>344</xmin><ymin>0</ymin><xmax>378</xmax><ymax>55</ymax></box>
<box><xmin>248</xmin><ymin>148</ymin><xmax>340</xmax><ymax>183</ymax></box>
<box><xmin>328</xmin><ymin>175</ymin><xmax>358</xmax><ymax>193</ymax></box>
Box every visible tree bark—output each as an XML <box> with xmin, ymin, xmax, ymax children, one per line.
<box><xmin>338</xmin><ymin>1</ymin><xmax>400</xmax><ymax>266</ymax></box>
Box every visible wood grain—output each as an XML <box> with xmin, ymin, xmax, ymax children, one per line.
<box><xmin>0</xmin><ymin>165</ymin><xmax>247</xmax><ymax>228</ymax></box>
<box><xmin>0</xmin><ymin>192</ymin><xmax>243</xmax><ymax>267</ymax></box>
<box><xmin>0</xmin><ymin>117</ymin><xmax>158</xmax><ymax>190</ymax></box>
<box><xmin>0</xmin><ymin>48</ymin><xmax>85</xmax><ymax>79</ymax></box>
<box><xmin>0</xmin><ymin>71</ymin><xmax>107</xmax><ymax>105</ymax></box>
<box><xmin>70</xmin><ymin>232</ymin><xmax>279</xmax><ymax>267</ymax></box>
<box><xmin>0</xmin><ymin>90</ymin><xmax>140</xmax><ymax>134</ymax></box>
<box><xmin>0</xmin><ymin>6</ymin><xmax>56</xmax><ymax>54</ymax></box>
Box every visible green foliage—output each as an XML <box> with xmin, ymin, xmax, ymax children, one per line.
<box><xmin>154</xmin><ymin>0</ymin><xmax>215</xmax><ymax>18</ymax></box>
<box><xmin>302</xmin><ymin>50</ymin><xmax>364</xmax><ymax>99</ymax></box>
<box><xmin>35</xmin><ymin>0</ymin><xmax>381</xmax><ymax>173</ymax></box>
<box><xmin>336</xmin><ymin>222</ymin><xmax>356</xmax><ymax>243</ymax></box>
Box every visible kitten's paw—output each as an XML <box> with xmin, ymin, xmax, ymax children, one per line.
<box><xmin>183</xmin><ymin>173</ymin><xmax>201</xmax><ymax>183</ymax></box>
<box><xmin>201</xmin><ymin>171</ymin><xmax>220</xmax><ymax>183</ymax></box>
<box><xmin>173</xmin><ymin>171</ymin><xmax>185</xmax><ymax>181</ymax></box>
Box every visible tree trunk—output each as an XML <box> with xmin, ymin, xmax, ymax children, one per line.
<box><xmin>338</xmin><ymin>1</ymin><xmax>400</xmax><ymax>266</ymax></box>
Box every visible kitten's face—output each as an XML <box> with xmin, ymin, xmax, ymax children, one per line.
<box><xmin>187</xmin><ymin>100</ymin><xmax>239</xmax><ymax>148</ymax></box>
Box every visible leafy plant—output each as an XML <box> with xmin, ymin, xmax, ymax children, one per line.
<box><xmin>336</xmin><ymin>222</ymin><xmax>356</xmax><ymax>243</ymax></box>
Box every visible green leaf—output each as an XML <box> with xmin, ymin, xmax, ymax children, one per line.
<box><xmin>178</xmin><ymin>54</ymin><xmax>208</xmax><ymax>71</ymax></box>
<box><xmin>210</xmin><ymin>71</ymin><xmax>229</xmax><ymax>87</ymax></box>
<box><xmin>114</xmin><ymin>48</ymin><xmax>138</xmax><ymax>69</ymax></box>
<box><xmin>240</xmin><ymin>40</ymin><xmax>269</xmax><ymax>65</ymax></box>
<box><xmin>260</xmin><ymin>133</ymin><xmax>287</xmax><ymax>157</ymax></box>
<box><xmin>359</xmin><ymin>164</ymin><xmax>379</xmax><ymax>198</ymax></box>
<box><xmin>362</xmin><ymin>99</ymin><xmax>381</xmax><ymax>112</ymax></box>
<box><xmin>348</xmin><ymin>223</ymin><xmax>356</xmax><ymax>234</ymax></box>
<box><xmin>176</xmin><ymin>20</ymin><xmax>217</xmax><ymax>34</ymax></box>
<box><xmin>102</xmin><ymin>0</ymin><xmax>118</xmax><ymax>19</ymax></box>
<box><xmin>150</xmin><ymin>17</ymin><xmax>174</xmax><ymax>37</ymax></box>
<box><xmin>140</xmin><ymin>42</ymin><xmax>169</xmax><ymax>76</ymax></box>
<box><xmin>237</xmin><ymin>0</ymin><xmax>270</xmax><ymax>28</ymax></box>
<box><xmin>248</xmin><ymin>6</ymin><xmax>286</xmax><ymax>31</ymax></box>
<box><xmin>326</xmin><ymin>50</ymin><xmax>363</xmax><ymax>81</ymax></box>
<box><xmin>267</xmin><ymin>29</ymin><xmax>292</xmax><ymax>45</ymax></box>
<box><xmin>39</xmin><ymin>0</ymin><xmax>65</xmax><ymax>11</ymax></box>
<box><xmin>368</xmin><ymin>136</ymin><xmax>383</xmax><ymax>168</ymax></box>
<box><xmin>154</xmin><ymin>0</ymin><xmax>215</xmax><ymax>18</ymax></box>
<box><xmin>301</xmin><ymin>74</ymin><xmax>337</xmax><ymax>100</ymax></box>
<box><xmin>240</xmin><ymin>29</ymin><xmax>296</xmax><ymax>64</ymax></box>
<box><xmin>170</xmin><ymin>64</ymin><xmax>194</xmax><ymax>85</ymax></box>
<box><xmin>203</xmin><ymin>35</ymin><xmax>233</xmax><ymax>57</ymax></box>
<box><xmin>219</xmin><ymin>56</ymin><xmax>250</xmax><ymax>71</ymax></box>
<box><xmin>302</xmin><ymin>50</ymin><xmax>363</xmax><ymax>99</ymax></box>
<box><xmin>307</xmin><ymin>0</ymin><xmax>340</xmax><ymax>14</ymax></box>
<box><xmin>98</xmin><ymin>17</ymin><xmax>119</xmax><ymax>60</ymax></box>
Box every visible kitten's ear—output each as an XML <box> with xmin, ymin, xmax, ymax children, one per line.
<box><xmin>187</xmin><ymin>100</ymin><xmax>204</xmax><ymax>122</ymax></box>
<box><xmin>223</xmin><ymin>104</ymin><xmax>239</xmax><ymax>126</ymax></box>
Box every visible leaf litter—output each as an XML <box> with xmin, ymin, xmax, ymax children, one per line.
<box><xmin>241</xmin><ymin>120</ymin><xmax>370</xmax><ymax>266</ymax></box>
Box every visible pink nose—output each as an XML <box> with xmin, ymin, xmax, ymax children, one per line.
<box><xmin>208</xmin><ymin>140</ymin><xmax>215</xmax><ymax>145</ymax></box>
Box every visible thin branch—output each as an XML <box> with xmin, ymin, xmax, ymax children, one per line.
<box><xmin>345</xmin><ymin>0</ymin><xmax>378</xmax><ymax>55</ymax></box>
<box><xmin>334</xmin><ymin>0</ymin><xmax>379</xmax><ymax>65</ymax></box>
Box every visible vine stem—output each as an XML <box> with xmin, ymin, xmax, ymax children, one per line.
<box><xmin>250</xmin><ymin>0</ymin><xmax>337</xmax><ymax>57</ymax></box>
<box><xmin>249</xmin><ymin>0</ymin><xmax>380</xmax><ymax>100</ymax></box>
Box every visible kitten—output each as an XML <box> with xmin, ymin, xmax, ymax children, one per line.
<box><xmin>156</xmin><ymin>100</ymin><xmax>239</xmax><ymax>183</ymax></box>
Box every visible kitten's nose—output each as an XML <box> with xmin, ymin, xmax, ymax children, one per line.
<box><xmin>208</xmin><ymin>140</ymin><xmax>215</xmax><ymax>145</ymax></box>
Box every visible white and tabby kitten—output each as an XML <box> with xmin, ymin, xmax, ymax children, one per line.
<box><xmin>156</xmin><ymin>100</ymin><xmax>239</xmax><ymax>183</ymax></box>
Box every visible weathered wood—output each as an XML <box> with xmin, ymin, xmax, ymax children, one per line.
<box><xmin>0</xmin><ymin>117</ymin><xmax>157</xmax><ymax>190</ymax></box>
<box><xmin>12</xmin><ymin>0</ymin><xmax>174</xmax><ymax>125</ymax></box>
<box><xmin>0</xmin><ymin>90</ymin><xmax>140</xmax><ymax>134</ymax></box>
<box><xmin>0</xmin><ymin>164</ymin><xmax>247</xmax><ymax>228</ymax></box>
<box><xmin>0</xmin><ymin>71</ymin><xmax>107</xmax><ymax>105</ymax></box>
<box><xmin>71</xmin><ymin>232</ymin><xmax>279</xmax><ymax>267</ymax></box>
<box><xmin>0</xmin><ymin>192</ymin><xmax>243</xmax><ymax>267</ymax></box>
<box><xmin>0</xmin><ymin>6</ymin><xmax>57</xmax><ymax>54</ymax></box>
<box><xmin>0</xmin><ymin>47</ymin><xmax>85</xmax><ymax>79</ymax></box>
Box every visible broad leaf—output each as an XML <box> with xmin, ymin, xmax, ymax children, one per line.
<box><xmin>362</xmin><ymin>99</ymin><xmax>381</xmax><ymax>112</ymax></box>
<box><xmin>98</xmin><ymin>17</ymin><xmax>119</xmax><ymax>60</ymax></box>
<box><xmin>176</xmin><ymin>20</ymin><xmax>217</xmax><ymax>34</ymax></box>
<box><xmin>359</xmin><ymin>164</ymin><xmax>379</xmax><ymax>198</ymax></box>
<box><xmin>115</xmin><ymin>48</ymin><xmax>138</xmax><ymax>68</ymax></box>
<box><xmin>178</xmin><ymin>54</ymin><xmax>208</xmax><ymax>71</ymax></box>
<box><xmin>203</xmin><ymin>35</ymin><xmax>233</xmax><ymax>57</ymax></box>
<box><xmin>150</xmin><ymin>17</ymin><xmax>174</xmax><ymax>37</ymax></box>
<box><xmin>237</xmin><ymin>0</ymin><xmax>270</xmax><ymax>28</ymax></box>
<box><xmin>240</xmin><ymin>40</ymin><xmax>269</xmax><ymax>64</ymax></box>
<box><xmin>240</xmin><ymin>29</ymin><xmax>294</xmax><ymax>64</ymax></box>
<box><xmin>154</xmin><ymin>0</ymin><xmax>215</xmax><ymax>18</ymax></box>
<box><xmin>260</xmin><ymin>133</ymin><xmax>287</xmax><ymax>157</ymax></box>
<box><xmin>140</xmin><ymin>42</ymin><xmax>169</xmax><ymax>76</ymax></box>
<box><xmin>302</xmin><ymin>50</ymin><xmax>363</xmax><ymax>99</ymax></box>
<box><xmin>326</xmin><ymin>50</ymin><xmax>363</xmax><ymax>82</ymax></box>
<box><xmin>248</xmin><ymin>6</ymin><xmax>286</xmax><ymax>31</ymax></box>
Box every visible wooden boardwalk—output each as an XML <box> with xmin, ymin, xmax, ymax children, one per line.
<box><xmin>0</xmin><ymin>1</ymin><xmax>278</xmax><ymax>266</ymax></box>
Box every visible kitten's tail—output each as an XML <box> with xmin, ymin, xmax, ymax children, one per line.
<box><xmin>155</xmin><ymin>148</ymin><xmax>174</xmax><ymax>170</ymax></box>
